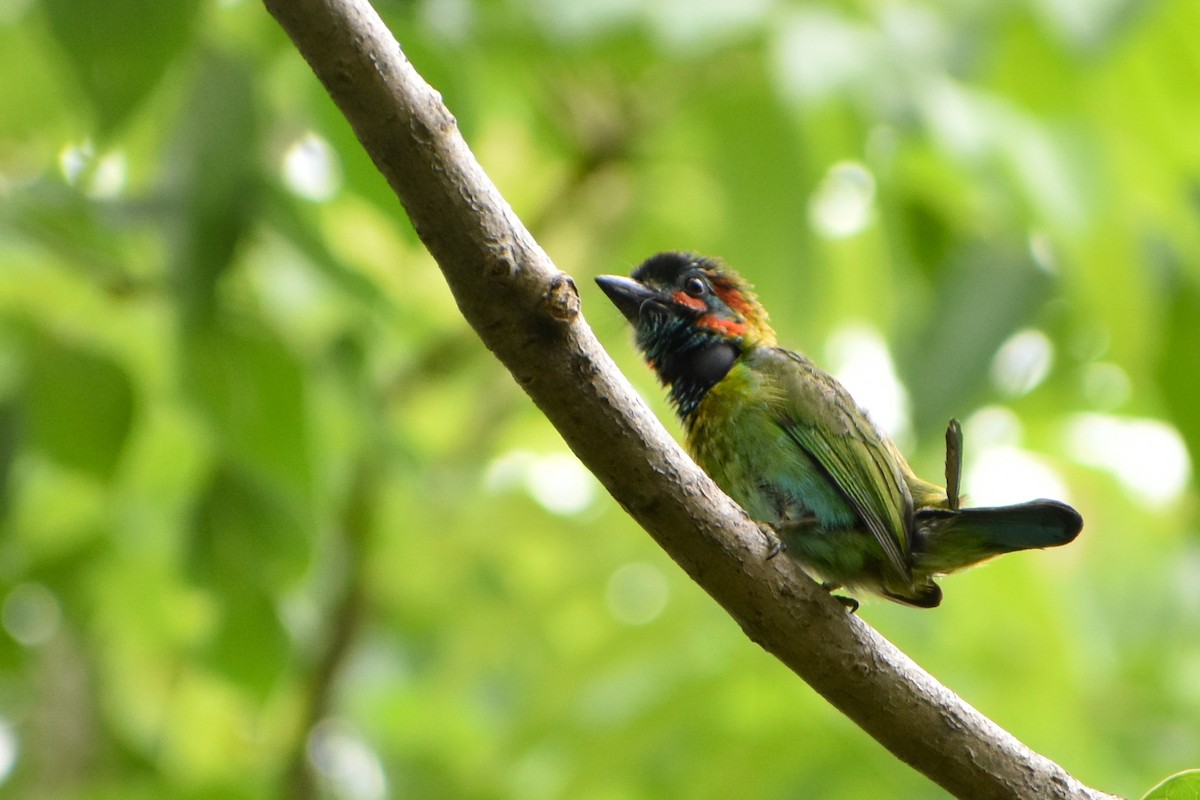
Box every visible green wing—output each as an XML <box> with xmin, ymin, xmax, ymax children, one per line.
<box><xmin>767</xmin><ymin>348</ymin><xmax>914</xmax><ymax>580</ymax></box>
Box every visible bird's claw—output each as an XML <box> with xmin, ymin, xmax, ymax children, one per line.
<box><xmin>834</xmin><ymin>595</ymin><xmax>860</xmax><ymax>613</ymax></box>
<box><xmin>820</xmin><ymin>581</ymin><xmax>859</xmax><ymax>613</ymax></box>
<box><xmin>759</xmin><ymin>524</ymin><xmax>785</xmax><ymax>560</ymax></box>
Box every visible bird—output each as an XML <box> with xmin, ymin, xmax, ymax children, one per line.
<box><xmin>595</xmin><ymin>252</ymin><xmax>1082</xmax><ymax>608</ymax></box>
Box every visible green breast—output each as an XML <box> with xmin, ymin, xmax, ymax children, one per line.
<box><xmin>683</xmin><ymin>359</ymin><xmax>859</xmax><ymax>531</ymax></box>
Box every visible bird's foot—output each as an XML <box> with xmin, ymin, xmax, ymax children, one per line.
<box><xmin>820</xmin><ymin>581</ymin><xmax>859</xmax><ymax>613</ymax></box>
<box><xmin>759</xmin><ymin>524</ymin><xmax>785</xmax><ymax>560</ymax></box>
<box><xmin>766</xmin><ymin>512</ymin><xmax>818</xmax><ymax>560</ymax></box>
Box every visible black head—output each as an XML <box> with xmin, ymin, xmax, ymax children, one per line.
<box><xmin>596</xmin><ymin>252</ymin><xmax>774</xmax><ymax>417</ymax></box>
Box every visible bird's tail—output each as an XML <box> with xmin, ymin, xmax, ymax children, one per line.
<box><xmin>913</xmin><ymin>499</ymin><xmax>1082</xmax><ymax>574</ymax></box>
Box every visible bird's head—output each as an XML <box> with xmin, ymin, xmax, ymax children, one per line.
<box><xmin>596</xmin><ymin>252</ymin><xmax>775</xmax><ymax>415</ymax></box>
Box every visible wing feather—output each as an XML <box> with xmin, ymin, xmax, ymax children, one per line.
<box><xmin>768</xmin><ymin>348</ymin><xmax>913</xmax><ymax>580</ymax></box>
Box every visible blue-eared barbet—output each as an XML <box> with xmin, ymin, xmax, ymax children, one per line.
<box><xmin>596</xmin><ymin>252</ymin><xmax>1082</xmax><ymax>608</ymax></box>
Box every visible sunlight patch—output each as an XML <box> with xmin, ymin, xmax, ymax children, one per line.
<box><xmin>826</xmin><ymin>324</ymin><xmax>910</xmax><ymax>442</ymax></box>
<box><xmin>991</xmin><ymin>328</ymin><xmax>1054</xmax><ymax>397</ymax></box>
<box><xmin>963</xmin><ymin>405</ymin><xmax>1024</xmax><ymax>449</ymax></box>
<box><xmin>1080</xmin><ymin>362</ymin><xmax>1131</xmax><ymax>411</ymax></box>
<box><xmin>485</xmin><ymin>450</ymin><xmax>597</xmax><ymax>516</ymax></box>
<box><xmin>1065</xmin><ymin>414</ymin><xmax>1190</xmax><ymax>509</ymax></box>
<box><xmin>58</xmin><ymin>140</ymin><xmax>127</xmax><ymax>198</ymax></box>
<box><xmin>2</xmin><ymin>582</ymin><xmax>61</xmax><ymax>647</ymax></box>
<box><xmin>282</xmin><ymin>131</ymin><xmax>342</xmax><ymax>202</ymax></box>
<box><xmin>0</xmin><ymin>718</ymin><xmax>15</xmax><ymax>786</ymax></box>
<box><xmin>606</xmin><ymin>562</ymin><xmax>669</xmax><ymax>626</ymax></box>
<box><xmin>961</xmin><ymin>406</ymin><xmax>1070</xmax><ymax>505</ymax></box>
<box><xmin>419</xmin><ymin>0</ymin><xmax>473</xmax><ymax>41</ymax></box>
<box><xmin>964</xmin><ymin>445</ymin><xmax>1070</xmax><ymax>507</ymax></box>
<box><xmin>307</xmin><ymin>719</ymin><xmax>387</xmax><ymax>800</ymax></box>
<box><xmin>808</xmin><ymin>161</ymin><xmax>876</xmax><ymax>239</ymax></box>
<box><xmin>772</xmin><ymin>9</ymin><xmax>873</xmax><ymax>104</ymax></box>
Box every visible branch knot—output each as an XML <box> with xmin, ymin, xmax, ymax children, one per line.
<box><xmin>542</xmin><ymin>273</ymin><xmax>579</xmax><ymax>323</ymax></box>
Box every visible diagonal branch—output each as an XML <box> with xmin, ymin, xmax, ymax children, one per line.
<box><xmin>261</xmin><ymin>2</ymin><xmax>1118</xmax><ymax>798</ymax></box>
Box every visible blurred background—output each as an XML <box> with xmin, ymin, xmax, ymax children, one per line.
<box><xmin>1</xmin><ymin>0</ymin><xmax>1198</xmax><ymax>798</ymax></box>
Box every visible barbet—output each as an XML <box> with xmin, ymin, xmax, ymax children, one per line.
<box><xmin>596</xmin><ymin>252</ymin><xmax>1082</xmax><ymax>608</ymax></box>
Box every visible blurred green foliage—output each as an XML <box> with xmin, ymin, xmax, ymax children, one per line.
<box><xmin>0</xmin><ymin>0</ymin><xmax>1198</xmax><ymax>798</ymax></box>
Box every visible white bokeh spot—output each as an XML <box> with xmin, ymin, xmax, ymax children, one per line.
<box><xmin>826</xmin><ymin>324</ymin><xmax>910</xmax><ymax>442</ymax></box>
<box><xmin>283</xmin><ymin>131</ymin><xmax>342</xmax><ymax>201</ymax></box>
<box><xmin>1065</xmin><ymin>413</ymin><xmax>1190</xmax><ymax>509</ymax></box>
<box><xmin>808</xmin><ymin>161</ymin><xmax>876</xmax><ymax>239</ymax></box>
<box><xmin>605</xmin><ymin>562</ymin><xmax>669</xmax><ymax>626</ymax></box>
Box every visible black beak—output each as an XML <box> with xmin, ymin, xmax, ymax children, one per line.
<box><xmin>595</xmin><ymin>275</ymin><xmax>662</xmax><ymax>324</ymax></box>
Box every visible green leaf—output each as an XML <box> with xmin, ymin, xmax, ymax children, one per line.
<box><xmin>1157</xmin><ymin>274</ymin><xmax>1200</xmax><ymax>483</ymax></box>
<box><xmin>169</xmin><ymin>51</ymin><xmax>261</xmax><ymax>324</ymax></box>
<box><xmin>1141</xmin><ymin>769</ymin><xmax>1200</xmax><ymax>800</ymax></box>
<box><xmin>188</xmin><ymin>465</ymin><xmax>308</xmax><ymax>700</ymax></box>
<box><xmin>205</xmin><ymin>582</ymin><xmax>292</xmax><ymax>702</ymax></box>
<box><xmin>188</xmin><ymin>464</ymin><xmax>310</xmax><ymax>591</ymax></box>
<box><xmin>900</xmin><ymin>243</ymin><xmax>1052</xmax><ymax>438</ymax></box>
<box><xmin>25</xmin><ymin>332</ymin><xmax>135</xmax><ymax>481</ymax></box>
<box><xmin>262</xmin><ymin>184</ymin><xmax>396</xmax><ymax>312</ymax></box>
<box><xmin>182</xmin><ymin>320</ymin><xmax>313</xmax><ymax>501</ymax></box>
<box><xmin>0</xmin><ymin>397</ymin><xmax>18</xmax><ymax>522</ymax></box>
<box><xmin>41</xmin><ymin>0</ymin><xmax>203</xmax><ymax>135</ymax></box>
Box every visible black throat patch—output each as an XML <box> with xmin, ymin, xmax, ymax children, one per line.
<box><xmin>662</xmin><ymin>340</ymin><xmax>739</xmax><ymax>418</ymax></box>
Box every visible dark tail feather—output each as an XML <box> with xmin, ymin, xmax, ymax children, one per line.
<box><xmin>914</xmin><ymin>499</ymin><xmax>1082</xmax><ymax>573</ymax></box>
<box><xmin>954</xmin><ymin>499</ymin><xmax>1082</xmax><ymax>550</ymax></box>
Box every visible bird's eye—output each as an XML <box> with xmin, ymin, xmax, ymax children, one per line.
<box><xmin>683</xmin><ymin>275</ymin><xmax>708</xmax><ymax>298</ymax></box>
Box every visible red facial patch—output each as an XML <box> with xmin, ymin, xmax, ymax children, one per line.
<box><xmin>672</xmin><ymin>291</ymin><xmax>707</xmax><ymax>312</ymax></box>
<box><xmin>696</xmin><ymin>314</ymin><xmax>747</xmax><ymax>337</ymax></box>
<box><xmin>712</xmin><ymin>281</ymin><xmax>754</xmax><ymax>317</ymax></box>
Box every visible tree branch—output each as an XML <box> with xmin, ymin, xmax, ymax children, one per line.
<box><xmin>261</xmin><ymin>2</ymin><xmax>1119</xmax><ymax>798</ymax></box>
